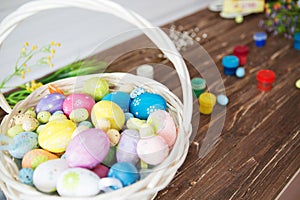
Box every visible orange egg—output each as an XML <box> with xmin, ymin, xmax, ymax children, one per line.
<box><xmin>22</xmin><ymin>149</ymin><xmax>58</xmax><ymax>169</ymax></box>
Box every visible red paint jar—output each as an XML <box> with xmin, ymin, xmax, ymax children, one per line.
<box><xmin>233</xmin><ymin>45</ymin><xmax>249</xmax><ymax>65</ymax></box>
<box><xmin>256</xmin><ymin>69</ymin><xmax>276</xmax><ymax>91</ymax></box>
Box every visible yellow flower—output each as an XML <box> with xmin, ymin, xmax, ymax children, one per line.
<box><xmin>27</xmin><ymin>68</ymin><xmax>31</xmax><ymax>72</ymax></box>
<box><xmin>32</xmin><ymin>45</ymin><xmax>37</xmax><ymax>50</ymax></box>
<box><xmin>24</xmin><ymin>42</ymin><xmax>29</xmax><ymax>47</ymax></box>
<box><xmin>49</xmin><ymin>63</ymin><xmax>54</xmax><ymax>67</ymax></box>
<box><xmin>26</xmin><ymin>80</ymin><xmax>43</xmax><ymax>92</ymax></box>
<box><xmin>21</xmin><ymin>70</ymin><xmax>25</xmax><ymax>75</ymax></box>
<box><xmin>21</xmin><ymin>47</ymin><xmax>26</xmax><ymax>53</ymax></box>
<box><xmin>51</xmin><ymin>49</ymin><xmax>56</xmax><ymax>54</ymax></box>
<box><xmin>56</xmin><ymin>42</ymin><xmax>61</xmax><ymax>47</ymax></box>
<box><xmin>51</xmin><ymin>41</ymin><xmax>56</xmax><ymax>46</ymax></box>
<box><xmin>23</xmin><ymin>63</ymin><xmax>27</xmax><ymax>67</ymax></box>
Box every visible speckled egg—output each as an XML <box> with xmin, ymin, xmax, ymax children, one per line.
<box><xmin>129</xmin><ymin>92</ymin><xmax>167</xmax><ymax>120</ymax></box>
<box><xmin>91</xmin><ymin>101</ymin><xmax>125</xmax><ymax>131</ymax></box>
<box><xmin>38</xmin><ymin>119</ymin><xmax>76</xmax><ymax>153</ymax></box>
<box><xmin>116</xmin><ymin>129</ymin><xmax>140</xmax><ymax>164</ymax></box>
<box><xmin>69</xmin><ymin>108</ymin><xmax>89</xmax><ymax>122</ymax></box>
<box><xmin>137</xmin><ymin>135</ymin><xmax>169</xmax><ymax>165</ymax></box>
<box><xmin>147</xmin><ymin>110</ymin><xmax>177</xmax><ymax>147</ymax></box>
<box><xmin>102</xmin><ymin>91</ymin><xmax>131</xmax><ymax>112</ymax></box>
<box><xmin>56</xmin><ymin>168</ymin><xmax>100</xmax><ymax>197</ymax></box>
<box><xmin>65</xmin><ymin>128</ymin><xmax>110</xmax><ymax>169</ymax></box>
<box><xmin>33</xmin><ymin>159</ymin><xmax>69</xmax><ymax>193</ymax></box>
<box><xmin>35</xmin><ymin>93</ymin><xmax>65</xmax><ymax>114</ymax></box>
<box><xmin>18</xmin><ymin>168</ymin><xmax>34</xmax><ymax>186</ymax></box>
<box><xmin>83</xmin><ymin>77</ymin><xmax>109</xmax><ymax>101</ymax></box>
<box><xmin>7</xmin><ymin>125</ymin><xmax>24</xmax><ymax>138</ymax></box>
<box><xmin>108</xmin><ymin>162</ymin><xmax>140</xmax><ymax>187</ymax></box>
<box><xmin>62</xmin><ymin>93</ymin><xmax>95</xmax><ymax>116</ymax></box>
<box><xmin>9</xmin><ymin>132</ymin><xmax>38</xmax><ymax>159</ymax></box>
<box><xmin>22</xmin><ymin>149</ymin><xmax>58</xmax><ymax>169</ymax></box>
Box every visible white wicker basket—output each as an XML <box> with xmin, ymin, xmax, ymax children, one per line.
<box><xmin>0</xmin><ymin>0</ymin><xmax>193</xmax><ymax>199</ymax></box>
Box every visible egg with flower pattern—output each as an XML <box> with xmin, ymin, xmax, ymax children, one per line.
<box><xmin>35</xmin><ymin>93</ymin><xmax>65</xmax><ymax>114</ymax></box>
<box><xmin>129</xmin><ymin>92</ymin><xmax>167</xmax><ymax>120</ymax></box>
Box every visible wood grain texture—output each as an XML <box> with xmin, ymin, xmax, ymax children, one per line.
<box><xmin>1</xmin><ymin>8</ymin><xmax>299</xmax><ymax>200</ymax></box>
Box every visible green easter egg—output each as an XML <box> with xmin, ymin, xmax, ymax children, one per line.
<box><xmin>7</xmin><ymin>125</ymin><xmax>24</xmax><ymax>138</ymax></box>
<box><xmin>37</xmin><ymin>111</ymin><xmax>51</xmax><ymax>123</ymax></box>
<box><xmin>83</xmin><ymin>77</ymin><xmax>109</xmax><ymax>101</ymax></box>
<box><xmin>69</xmin><ymin>108</ymin><xmax>89</xmax><ymax>123</ymax></box>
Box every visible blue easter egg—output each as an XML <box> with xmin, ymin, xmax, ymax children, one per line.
<box><xmin>9</xmin><ymin>132</ymin><xmax>38</xmax><ymax>159</ymax></box>
<box><xmin>217</xmin><ymin>94</ymin><xmax>229</xmax><ymax>106</ymax></box>
<box><xmin>35</xmin><ymin>93</ymin><xmax>66</xmax><ymax>114</ymax></box>
<box><xmin>129</xmin><ymin>92</ymin><xmax>167</xmax><ymax>120</ymax></box>
<box><xmin>18</xmin><ymin>168</ymin><xmax>34</xmax><ymax>185</ymax></box>
<box><xmin>108</xmin><ymin>162</ymin><xmax>140</xmax><ymax>186</ymax></box>
<box><xmin>102</xmin><ymin>91</ymin><xmax>131</xmax><ymax>112</ymax></box>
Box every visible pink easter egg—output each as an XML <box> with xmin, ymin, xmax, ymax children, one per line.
<box><xmin>63</xmin><ymin>93</ymin><xmax>95</xmax><ymax>116</ymax></box>
<box><xmin>147</xmin><ymin>110</ymin><xmax>177</xmax><ymax>147</ymax></box>
<box><xmin>92</xmin><ymin>164</ymin><xmax>109</xmax><ymax>178</ymax></box>
<box><xmin>137</xmin><ymin>135</ymin><xmax>169</xmax><ymax>165</ymax></box>
<box><xmin>65</xmin><ymin>128</ymin><xmax>110</xmax><ymax>169</ymax></box>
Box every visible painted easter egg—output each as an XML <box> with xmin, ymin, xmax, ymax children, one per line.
<box><xmin>33</xmin><ymin>159</ymin><xmax>69</xmax><ymax>193</ymax></box>
<box><xmin>83</xmin><ymin>77</ymin><xmax>109</xmax><ymax>101</ymax></box>
<box><xmin>91</xmin><ymin>101</ymin><xmax>125</xmax><ymax>131</ymax></box>
<box><xmin>69</xmin><ymin>108</ymin><xmax>89</xmax><ymax>122</ymax></box>
<box><xmin>102</xmin><ymin>91</ymin><xmax>131</xmax><ymax>112</ymax></box>
<box><xmin>137</xmin><ymin>135</ymin><xmax>169</xmax><ymax>165</ymax></box>
<box><xmin>129</xmin><ymin>92</ymin><xmax>167</xmax><ymax>120</ymax></box>
<box><xmin>56</xmin><ymin>168</ymin><xmax>100</xmax><ymax>197</ymax></box>
<box><xmin>116</xmin><ymin>129</ymin><xmax>140</xmax><ymax>165</ymax></box>
<box><xmin>35</xmin><ymin>93</ymin><xmax>65</xmax><ymax>114</ymax></box>
<box><xmin>62</xmin><ymin>93</ymin><xmax>95</xmax><ymax>116</ymax></box>
<box><xmin>147</xmin><ymin>110</ymin><xmax>177</xmax><ymax>147</ymax></box>
<box><xmin>18</xmin><ymin>168</ymin><xmax>34</xmax><ymax>186</ymax></box>
<box><xmin>65</xmin><ymin>128</ymin><xmax>110</xmax><ymax>169</ymax></box>
<box><xmin>92</xmin><ymin>163</ymin><xmax>109</xmax><ymax>178</ymax></box>
<box><xmin>108</xmin><ymin>162</ymin><xmax>140</xmax><ymax>187</ymax></box>
<box><xmin>9</xmin><ymin>132</ymin><xmax>38</xmax><ymax>159</ymax></box>
<box><xmin>22</xmin><ymin>149</ymin><xmax>58</xmax><ymax>169</ymax></box>
<box><xmin>38</xmin><ymin>119</ymin><xmax>76</xmax><ymax>153</ymax></box>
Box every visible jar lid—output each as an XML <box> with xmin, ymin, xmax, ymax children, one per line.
<box><xmin>222</xmin><ymin>55</ymin><xmax>239</xmax><ymax>68</ymax></box>
<box><xmin>256</xmin><ymin>69</ymin><xmax>276</xmax><ymax>83</ymax></box>
<box><xmin>253</xmin><ymin>32</ymin><xmax>267</xmax><ymax>40</ymax></box>
<box><xmin>294</xmin><ymin>32</ymin><xmax>300</xmax><ymax>41</ymax></box>
<box><xmin>199</xmin><ymin>92</ymin><xmax>216</xmax><ymax>107</ymax></box>
<box><xmin>233</xmin><ymin>45</ymin><xmax>249</xmax><ymax>55</ymax></box>
<box><xmin>191</xmin><ymin>77</ymin><xmax>206</xmax><ymax>90</ymax></box>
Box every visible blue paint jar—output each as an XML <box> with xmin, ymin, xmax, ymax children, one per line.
<box><xmin>222</xmin><ymin>55</ymin><xmax>239</xmax><ymax>76</ymax></box>
<box><xmin>294</xmin><ymin>32</ymin><xmax>300</xmax><ymax>50</ymax></box>
<box><xmin>254</xmin><ymin>32</ymin><xmax>267</xmax><ymax>47</ymax></box>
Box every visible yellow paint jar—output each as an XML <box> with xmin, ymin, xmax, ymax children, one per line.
<box><xmin>198</xmin><ymin>92</ymin><xmax>216</xmax><ymax>115</ymax></box>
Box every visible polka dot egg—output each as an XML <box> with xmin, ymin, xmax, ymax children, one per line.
<box><xmin>35</xmin><ymin>93</ymin><xmax>65</xmax><ymax>114</ymax></box>
<box><xmin>130</xmin><ymin>92</ymin><xmax>167</xmax><ymax>120</ymax></box>
<box><xmin>62</xmin><ymin>93</ymin><xmax>95</xmax><ymax>116</ymax></box>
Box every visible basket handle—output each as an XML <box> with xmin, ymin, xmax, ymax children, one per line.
<box><xmin>0</xmin><ymin>0</ymin><xmax>193</xmax><ymax>132</ymax></box>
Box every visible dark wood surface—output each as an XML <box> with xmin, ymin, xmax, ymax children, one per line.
<box><xmin>1</xmin><ymin>8</ymin><xmax>299</xmax><ymax>200</ymax></box>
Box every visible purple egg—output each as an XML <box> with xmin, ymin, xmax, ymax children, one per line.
<box><xmin>35</xmin><ymin>93</ymin><xmax>66</xmax><ymax>114</ymax></box>
<box><xmin>66</xmin><ymin>128</ymin><xmax>110</xmax><ymax>169</ymax></box>
<box><xmin>116</xmin><ymin>129</ymin><xmax>140</xmax><ymax>164</ymax></box>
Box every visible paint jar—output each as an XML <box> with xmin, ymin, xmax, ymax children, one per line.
<box><xmin>136</xmin><ymin>64</ymin><xmax>154</xmax><ymax>79</ymax></box>
<box><xmin>191</xmin><ymin>77</ymin><xmax>206</xmax><ymax>98</ymax></box>
<box><xmin>198</xmin><ymin>92</ymin><xmax>216</xmax><ymax>115</ymax></box>
<box><xmin>294</xmin><ymin>32</ymin><xmax>300</xmax><ymax>50</ymax></box>
<box><xmin>233</xmin><ymin>45</ymin><xmax>249</xmax><ymax>65</ymax></box>
<box><xmin>254</xmin><ymin>32</ymin><xmax>267</xmax><ymax>47</ymax></box>
<box><xmin>222</xmin><ymin>55</ymin><xmax>239</xmax><ymax>76</ymax></box>
<box><xmin>256</xmin><ymin>69</ymin><xmax>276</xmax><ymax>91</ymax></box>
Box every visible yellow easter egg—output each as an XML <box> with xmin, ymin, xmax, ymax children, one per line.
<box><xmin>38</xmin><ymin>119</ymin><xmax>76</xmax><ymax>153</ymax></box>
<box><xmin>91</xmin><ymin>101</ymin><xmax>125</xmax><ymax>131</ymax></box>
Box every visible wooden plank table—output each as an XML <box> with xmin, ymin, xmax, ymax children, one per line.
<box><xmin>1</xmin><ymin>7</ymin><xmax>299</xmax><ymax>200</ymax></box>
